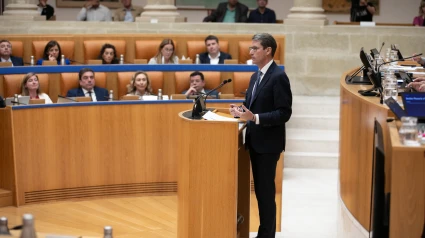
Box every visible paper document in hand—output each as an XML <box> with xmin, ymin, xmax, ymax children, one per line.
<box><xmin>202</xmin><ymin>111</ymin><xmax>239</xmax><ymax>121</ymax></box>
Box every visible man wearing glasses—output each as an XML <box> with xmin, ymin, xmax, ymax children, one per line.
<box><xmin>229</xmin><ymin>33</ymin><xmax>292</xmax><ymax>238</ymax></box>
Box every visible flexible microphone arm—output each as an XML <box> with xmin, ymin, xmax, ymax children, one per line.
<box><xmin>376</xmin><ymin>53</ymin><xmax>423</xmax><ymax>73</ymax></box>
<box><xmin>191</xmin><ymin>79</ymin><xmax>232</xmax><ymax>119</ymax></box>
<box><xmin>378</xmin><ymin>42</ymin><xmax>385</xmax><ymax>54</ymax></box>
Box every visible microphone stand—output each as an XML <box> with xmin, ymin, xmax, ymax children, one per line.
<box><xmin>191</xmin><ymin>79</ymin><xmax>231</xmax><ymax>119</ymax></box>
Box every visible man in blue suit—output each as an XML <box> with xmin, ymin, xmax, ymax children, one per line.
<box><xmin>182</xmin><ymin>71</ymin><xmax>219</xmax><ymax>99</ymax></box>
<box><xmin>199</xmin><ymin>35</ymin><xmax>232</xmax><ymax>64</ymax></box>
<box><xmin>66</xmin><ymin>68</ymin><xmax>109</xmax><ymax>101</ymax></box>
<box><xmin>0</xmin><ymin>40</ymin><xmax>24</xmax><ymax>66</ymax></box>
<box><xmin>229</xmin><ymin>33</ymin><xmax>292</xmax><ymax>238</ymax></box>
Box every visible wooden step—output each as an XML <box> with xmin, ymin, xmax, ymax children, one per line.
<box><xmin>0</xmin><ymin>189</ymin><xmax>13</xmax><ymax>207</ymax></box>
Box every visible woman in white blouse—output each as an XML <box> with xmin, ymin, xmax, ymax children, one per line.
<box><xmin>20</xmin><ymin>73</ymin><xmax>53</xmax><ymax>104</ymax></box>
<box><xmin>126</xmin><ymin>71</ymin><xmax>153</xmax><ymax>96</ymax></box>
<box><xmin>148</xmin><ymin>39</ymin><xmax>179</xmax><ymax>64</ymax></box>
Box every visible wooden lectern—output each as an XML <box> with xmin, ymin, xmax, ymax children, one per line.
<box><xmin>178</xmin><ymin>109</ymin><xmax>250</xmax><ymax>238</ymax></box>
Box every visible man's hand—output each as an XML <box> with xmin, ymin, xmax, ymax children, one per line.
<box><xmin>230</xmin><ymin>104</ymin><xmax>255</xmax><ymax>121</ymax></box>
<box><xmin>408</xmin><ymin>81</ymin><xmax>425</xmax><ymax>92</ymax></box>
<box><xmin>413</xmin><ymin>77</ymin><xmax>425</xmax><ymax>82</ymax></box>
<box><xmin>84</xmin><ymin>1</ymin><xmax>93</xmax><ymax>9</ymax></box>
<box><xmin>413</xmin><ymin>55</ymin><xmax>424</xmax><ymax>65</ymax></box>
<box><xmin>184</xmin><ymin>87</ymin><xmax>198</xmax><ymax>97</ymax></box>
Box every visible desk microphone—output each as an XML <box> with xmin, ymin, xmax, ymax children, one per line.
<box><xmin>378</xmin><ymin>42</ymin><xmax>385</xmax><ymax>54</ymax></box>
<box><xmin>191</xmin><ymin>79</ymin><xmax>231</xmax><ymax>119</ymax></box>
<box><xmin>57</xmin><ymin>95</ymin><xmax>78</xmax><ymax>102</ymax></box>
<box><xmin>11</xmin><ymin>101</ymin><xmax>27</xmax><ymax>105</ymax></box>
<box><xmin>376</xmin><ymin>53</ymin><xmax>423</xmax><ymax>73</ymax></box>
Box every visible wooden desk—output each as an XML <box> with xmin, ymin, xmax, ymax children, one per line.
<box><xmin>339</xmin><ymin>68</ymin><xmax>425</xmax><ymax>237</ymax></box>
<box><xmin>0</xmin><ymin>100</ymin><xmax>283</xmax><ymax>232</ymax></box>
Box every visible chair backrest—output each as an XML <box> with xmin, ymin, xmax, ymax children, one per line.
<box><xmin>186</xmin><ymin>40</ymin><xmax>229</xmax><ymax>62</ymax></box>
<box><xmin>135</xmin><ymin>40</ymin><xmax>161</xmax><ymax>61</ymax></box>
<box><xmin>60</xmin><ymin>72</ymin><xmax>107</xmax><ymax>96</ymax></box>
<box><xmin>117</xmin><ymin>71</ymin><xmax>164</xmax><ymax>98</ymax></box>
<box><xmin>83</xmin><ymin>40</ymin><xmax>126</xmax><ymax>63</ymax></box>
<box><xmin>174</xmin><ymin>71</ymin><xmax>221</xmax><ymax>94</ymax></box>
<box><xmin>238</xmin><ymin>41</ymin><xmax>281</xmax><ymax>64</ymax></box>
<box><xmin>3</xmin><ymin>74</ymin><xmax>49</xmax><ymax>98</ymax></box>
<box><xmin>10</xmin><ymin>41</ymin><xmax>23</xmax><ymax>58</ymax></box>
<box><xmin>32</xmin><ymin>41</ymin><xmax>75</xmax><ymax>61</ymax></box>
<box><xmin>233</xmin><ymin>72</ymin><xmax>253</xmax><ymax>97</ymax></box>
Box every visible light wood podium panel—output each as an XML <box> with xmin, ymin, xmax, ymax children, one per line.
<box><xmin>177</xmin><ymin>110</ymin><xmax>250</xmax><ymax>238</ymax></box>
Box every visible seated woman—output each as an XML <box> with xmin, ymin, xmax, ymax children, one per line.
<box><xmin>20</xmin><ymin>73</ymin><xmax>53</xmax><ymax>104</ymax></box>
<box><xmin>148</xmin><ymin>39</ymin><xmax>179</xmax><ymax>64</ymax></box>
<box><xmin>126</xmin><ymin>71</ymin><xmax>153</xmax><ymax>96</ymax></box>
<box><xmin>98</xmin><ymin>43</ymin><xmax>119</xmax><ymax>64</ymax></box>
<box><xmin>36</xmin><ymin>40</ymin><xmax>70</xmax><ymax>65</ymax></box>
<box><xmin>413</xmin><ymin>1</ymin><xmax>425</xmax><ymax>26</ymax></box>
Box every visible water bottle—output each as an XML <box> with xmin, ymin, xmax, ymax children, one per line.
<box><xmin>157</xmin><ymin>89</ymin><xmax>163</xmax><ymax>100</ymax></box>
<box><xmin>30</xmin><ymin>56</ymin><xmax>34</xmax><ymax>66</ymax></box>
<box><xmin>0</xmin><ymin>217</ymin><xmax>11</xmax><ymax>235</ymax></box>
<box><xmin>109</xmin><ymin>90</ymin><xmax>113</xmax><ymax>101</ymax></box>
<box><xmin>103</xmin><ymin>226</ymin><xmax>113</xmax><ymax>238</ymax></box>
<box><xmin>20</xmin><ymin>214</ymin><xmax>36</xmax><ymax>238</ymax></box>
<box><xmin>119</xmin><ymin>54</ymin><xmax>124</xmax><ymax>65</ymax></box>
<box><xmin>195</xmin><ymin>54</ymin><xmax>200</xmax><ymax>64</ymax></box>
<box><xmin>399</xmin><ymin>117</ymin><xmax>419</xmax><ymax>146</ymax></box>
<box><xmin>61</xmin><ymin>54</ymin><xmax>65</xmax><ymax>65</ymax></box>
<box><xmin>13</xmin><ymin>94</ymin><xmax>18</xmax><ymax>106</ymax></box>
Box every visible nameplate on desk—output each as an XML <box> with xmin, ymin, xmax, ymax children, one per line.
<box><xmin>360</xmin><ymin>22</ymin><xmax>376</xmax><ymax>27</ymax></box>
<box><xmin>150</xmin><ymin>19</ymin><xmax>158</xmax><ymax>23</ymax></box>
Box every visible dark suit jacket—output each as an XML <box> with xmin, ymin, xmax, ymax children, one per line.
<box><xmin>0</xmin><ymin>95</ymin><xmax>5</xmax><ymax>108</ymax></box>
<box><xmin>40</xmin><ymin>4</ymin><xmax>55</xmax><ymax>20</ymax></box>
<box><xmin>244</xmin><ymin>62</ymin><xmax>292</xmax><ymax>153</ymax></box>
<box><xmin>66</xmin><ymin>86</ymin><xmax>109</xmax><ymax>101</ymax></box>
<box><xmin>199</xmin><ymin>51</ymin><xmax>232</xmax><ymax>64</ymax></box>
<box><xmin>203</xmin><ymin>2</ymin><xmax>248</xmax><ymax>23</ymax></box>
<box><xmin>10</xmin><ymin>56</ymin><xmax>24</xmax><ymax>66</ymax></box>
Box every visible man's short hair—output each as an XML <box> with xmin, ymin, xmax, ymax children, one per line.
<box><xmin>79</xmin><ymin>68</ymin><xmax>95</xmax><ymax>80</ymax></box>
<box><xmin>190</xmin><ymin>71</ymin><xmax>204</xmax><ymax>81</ymax></box>
<box><xmin>204</xmin><ymin>35</ymin><xmax>219</xmax><ymax>44</ymax></box>
<box><xmin>252</xmin><ymin>33</ymin><xmax>277</xmax><ymax>57</ymax></box>
<box><xmin>0</xmin><ymin>40</ymin><xmax>11</xmax><ymax>45</ymax></box>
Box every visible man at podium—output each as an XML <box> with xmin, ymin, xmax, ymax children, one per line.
<box><xmin>229</xmin><ymin>33</ymin><xmax>292</xmax><ymax>238</ymax></box>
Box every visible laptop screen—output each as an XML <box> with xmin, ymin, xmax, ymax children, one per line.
<box><xmin>402</xmin><ymin>92</ymin><xmax>425</xmax><ymax>118</ymax></box>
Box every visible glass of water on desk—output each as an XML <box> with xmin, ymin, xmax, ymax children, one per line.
<box><xmin>399</xmin><ymin>117</ymin><xmax>419</xmax><ymax>146</ymax></box>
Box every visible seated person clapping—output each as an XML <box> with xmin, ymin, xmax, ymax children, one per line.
<box><xmin>20</xmin><ymin>73</ymin><xmax>53</xmax><ymax>104</ymax></box>
<box><xmin>182</xmin><ymin>71</ymin><xmax>219</xmax><ymax>98</ymax></box>
<box><xmin>408</xmin><ymin>77</ymin><xmax>425</xmax><ymax>92</ymax></box>
<box><xmin>66</xmin><ymin>68</ymin><xmax>109</xmax><ymax>101</ymax></box>
<box><xmin>98</xmin><ymin>43</ymin><xmax>119</xmax><ymax>64</ymax></box>
<box><xmin>148</xmin><ymin>39</ymin><xmax>179</xmax><ymax>64</ymax></box>
<box><xmin>126</xmin><ymin>71</ymin><xmax>153</xmax><ymax>96</ymax></box>
<box><xmin>36</xmin><ymin>40</ymin><xmax>70</xmax><ymax>65</ymax></box>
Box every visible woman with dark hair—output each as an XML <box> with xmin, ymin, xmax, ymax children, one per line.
<box><xmin>98</xmin><ymin>43</ymin><xmax>119</xmax><ymax>64</ymax></box>
<box><xmin>148</xmin><ymin>39</ymin><xmax>179</xmax><ymax>64</ymax></box>
<box><xmin>36</xmin><ymin>40</ymin><xmax>70</xmax><ymax>65</ymax></box>
<box><xmin>126</xmin><ymin>71</ymin><xmax>153</xmax><ymax>96</ymax></box>
<box><xmin>19</xmin><ymin>73</ymin><xmax>53</xmax><ymax>104</ymax></box>
<box><xmin>413</xmin><ymin>1</ymin><xmax>425</xmax><ymax>26</ymax></box>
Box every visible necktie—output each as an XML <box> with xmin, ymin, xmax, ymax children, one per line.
<box><xmin>249</xmin><ymin>71</ymin><xmax>262</xmax><ymax>108</ymax></box>
<box><xmin>87</xmin><ymin>91</ymin><xmax>93</xmax><ymax>101</ymax></box>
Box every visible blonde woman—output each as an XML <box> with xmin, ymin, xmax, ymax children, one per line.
<box><xmin>148</xmin><ymin>39</ymin><xmax>179</xmax><ymax>64</ymax></box>
<box><xmin>20</xmin><ymin>73</ymin><xmax>52</xmax><ymax>104</ymax></box>
<box><xmin>126</xmin><ymin>71</ymin><xmax>153</xmax><ymax>96</ymax></box>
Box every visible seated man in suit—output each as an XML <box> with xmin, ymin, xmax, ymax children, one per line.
<box><xmin>199</xmin><ymin>35</ymin><xmax>232</xmax><ymax>64</ymax></box>
<box><xmin>66</xmin><ymin>68</ymin><xmax>109</xmax><ymax>101</ymax></box>
<box><xmin>203</xmin><ymin>0</ymin><xmax>248</xmax><ymax>23</ymax></box>
<box><xmin>248</xmin><ymin>0</ymin><xmax>276</xmax><ymax>23</ymax></box>
<box><xmin>0</xmin><ymin>40</ymin><xmax>24</xmax><ymax>66</ymax></box>
<box><xmin>113</xmin><ymin>0</ymin><xmax>143</xmax><ymax>22</ymax></box>
<box><xmin>182</xmin><ymin>71</ymin><xmax>219</xmax><ymax>98</ymax></box>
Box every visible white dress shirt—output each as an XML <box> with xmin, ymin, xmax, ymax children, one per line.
<box><xmin>208</xmin><ymin>52</ymin><xmax>221</xmax><ymax>65</ymax></box>
<box><xmin>1</xmin><ymin>57</ymin><xmax>13</xmax><ymax>66</ymax></box>
<box><xmin>77</xmin><ymin>4</ymin><xmax>112</xmax><ymax>21</ymax></box>
<box><xmin>82</xmin><ymin>88</ymin><xmax>97</xmax><ymax>102</ymax></box>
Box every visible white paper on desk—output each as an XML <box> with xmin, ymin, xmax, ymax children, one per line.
<box><xmin>202</xmin><ymin>111</ymin><xmax>239</xmax><ymax>121</ymax></box>
<box><xmin>387</xmin><ymin>66</ymin><xmax>423</xmax><ymax>71</ymax></box>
